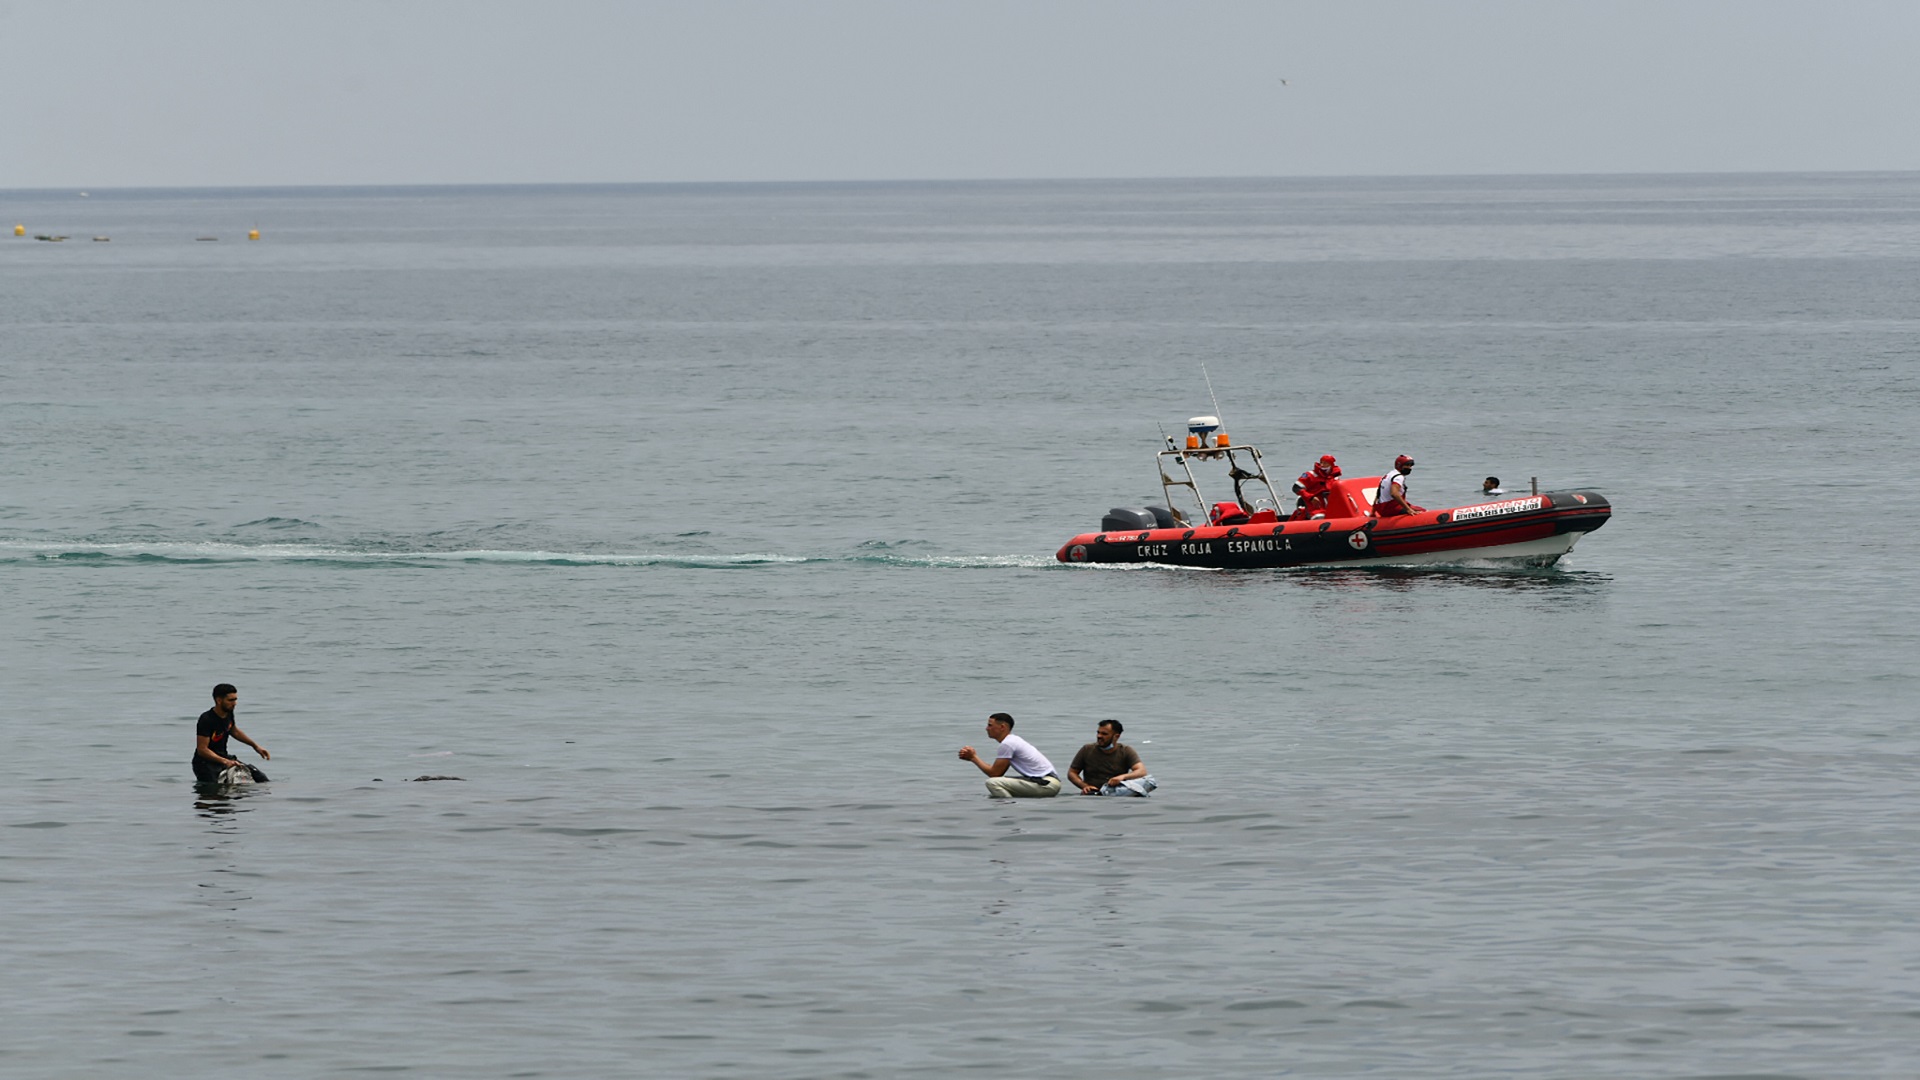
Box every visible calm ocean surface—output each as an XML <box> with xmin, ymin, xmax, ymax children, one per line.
<box><xmin>3</xmin><ymin>174</ymin><xmax>1918</xmax><ymax>1078</ymax></box>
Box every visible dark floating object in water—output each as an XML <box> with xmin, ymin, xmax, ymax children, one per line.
<box><xmin>93</xmin><ymin>236</ymin><xmax>110</xmax><ymax>242</ymax></box>
<box><xmin>195</xmin><ymin>236</ymin><xmax>218</xmax><ymax>241</ymax></box>
<box><xmin>409</xmin><ymin>775</ymin><xmax>465</xmax><ymax>782</ymax></box>
<box><xmin>35</xmin><ymin>234</ymin><xmax>69</xmax><ymax>242</ymax></box>
<box><xmin>208</xmin><ymin>762</ymin><xmax>268</xmax><ymax>785</ymax></box>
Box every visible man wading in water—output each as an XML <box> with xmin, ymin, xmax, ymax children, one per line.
<box><xmin>192</xmin><ymin>683</ymin><xmax>270</xmax><ymax>784</ymax></box>
<box><xmin>958</xmin><ymin>712</ymin><xmax>1060</xmax><ymax>798</ymax></box>
<box><xmin>1067</xmin><ymin>719</ymin><xmax>1153</xmax><ymax>796</ymax></box>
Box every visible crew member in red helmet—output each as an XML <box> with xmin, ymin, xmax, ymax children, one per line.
<box><xmin>1289</xmin><ymin>454</ymin><xmax>1341</xmax><ymax>521</ymax></box>
<box><xmin>1374</xmin><ymin>454</ymin><xmax>1423</xmax><ymax>518</ymax></box>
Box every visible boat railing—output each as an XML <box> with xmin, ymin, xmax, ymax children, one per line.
<box><xmin>1156</xmin><ymin>444</ymin><xmax>1284</xmax><ymax>525</ymax></box>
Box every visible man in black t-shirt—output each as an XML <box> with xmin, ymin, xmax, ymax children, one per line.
<box><xmin>192</xmin><ymin>683</ymin><xmax>270</xmax><ymax>783</ymax></box>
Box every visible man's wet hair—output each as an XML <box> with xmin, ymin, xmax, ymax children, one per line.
<box><xmin>989</xmin><ymin>712</ymin><xmax>1014</xmax><ymax>728</ymax></box>
<box><xmin>1100</xmin><ymin>719</ymin><xmax>1124</xmax><ymax>735</ymax></box>
<box><xmin>212</xmin><ymin>683</ymin><xmax>237</xmax><ymax>699</ymax></box>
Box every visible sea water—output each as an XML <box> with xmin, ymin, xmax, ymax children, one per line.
<box><xmin>3</xmin><ymin>174</ymin><xmax>1918</xmax><ymax>1078</ymax></box>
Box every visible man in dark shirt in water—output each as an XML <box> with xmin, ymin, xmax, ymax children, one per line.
<box><xmin>193</xmin><ymin>683</ymin><xmax>270</xmax><ymax>783</ymax></box>
<box><xmin>1067</xmin><ymin>719</ymin><xmax>1153</xmax><ymax>796</ymax></box>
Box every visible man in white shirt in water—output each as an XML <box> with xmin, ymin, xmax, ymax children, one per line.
<box><xmin>958</xmin><ymin>712</ymin><xmax>1061</xmax><ymax>798</ymax></box>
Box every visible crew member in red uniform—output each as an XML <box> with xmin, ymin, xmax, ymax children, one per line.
<box><xmin>1374</xmin><ymin>454</ymin><xmax>1423</xmax><ymax>518</ymax></box>
<box><xmin>1289</xmin><ymin>454</ymin><xmax>1340</xmax><ymax>521</ymax></box>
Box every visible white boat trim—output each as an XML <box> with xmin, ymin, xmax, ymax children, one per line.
<box><xmin>1330</xmin><ymin>531</ymin><xmax>1581</xmax><ymax>568</ymax></box>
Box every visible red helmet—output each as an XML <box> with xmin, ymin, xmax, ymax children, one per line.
<box><xmin>1394</xmin><ymin>454</ymin><xmax>1415</xmax><ymax>469</ymax></box>
<box><xmin>1318</xmin><ymin>454</ymin><xmax>1336</xmax><ymax>464</ymax></box>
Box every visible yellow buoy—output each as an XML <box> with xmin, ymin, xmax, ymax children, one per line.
<box><xmin>12</xmin><ymin>224</ymin><xmax>22</xmax><ymax>236</ymax></box>
<box><xmin>248</xmin><ymin>228</ymin><xmax>260</xmax><ymax>241</ymax></box>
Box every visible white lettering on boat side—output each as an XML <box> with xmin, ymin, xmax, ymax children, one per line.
<box><xmin>1450</xmin><ymin>496</ymin><xmax>1545</xmax><ymax>523</ymax></box>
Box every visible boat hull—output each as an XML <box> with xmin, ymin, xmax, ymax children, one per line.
<box><xmin>1056</xmin><ymin>491</ymin><xmax>1610</xmax><ymax>569</ymax></box>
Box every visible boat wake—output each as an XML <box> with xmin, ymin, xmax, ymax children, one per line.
<box><xmin>0</xmin><ymin>539</ymin><xmax>1059</xmax><ymax>571</ymax></box>
<box><xmin>1</xmin><ymin>538</ymin><xmax>1584</xmax><ymax>576</ymax></box>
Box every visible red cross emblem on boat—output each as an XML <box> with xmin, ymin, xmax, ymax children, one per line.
<box><xmin>1347</xmin><ymin>531</ymin><xmax>1369</xmax><ymax>551</ymax></box>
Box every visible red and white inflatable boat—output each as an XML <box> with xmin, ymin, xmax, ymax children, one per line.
<box><xmin>1056</xmin><ymin>418</ymin><xmax>1610</xmax><ymax>569</ymax></box>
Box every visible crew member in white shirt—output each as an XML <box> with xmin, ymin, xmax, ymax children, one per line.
<box><xmin>1375</xmin><ymin>454</ymin><xmax>1422</xmax><ymax>517</ymax></box>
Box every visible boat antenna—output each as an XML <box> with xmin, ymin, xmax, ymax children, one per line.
<box><xmin>1202</xmin><ymin>362</ymin><xmax>1225</xmax><ymax>429</ymax></box>
<box><xmin>1157</xmin><ymin>421</ymin><xmax>1175</xmax><ymax>451</ymax></box>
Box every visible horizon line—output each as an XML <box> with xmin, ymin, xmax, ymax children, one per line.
<box><xmin>6</xmin><ymin>168</ymin><xmax>1919</xmax><ymax>198</ymax></box>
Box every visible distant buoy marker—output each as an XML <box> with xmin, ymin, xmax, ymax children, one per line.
<box><xmin>248</xmin><ymin>228</ymin><xmax>260</xmax><ymax>241</ymax></box>
<box><xmin>12</xmin><ymin>224</ymin><xmax>22</xmax><ymax>236</ymax></box>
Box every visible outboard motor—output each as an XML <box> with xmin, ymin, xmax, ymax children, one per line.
<box><xmin>1101</xmin><ymin>507</ymin><xmax>1157</xmax><ymax>532</ymax></box>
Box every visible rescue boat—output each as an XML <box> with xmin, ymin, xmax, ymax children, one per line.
<box><xmin>1055</xmin><ymin>417</ymin><xmax>1610</xmax><ymax>569</ymax></box>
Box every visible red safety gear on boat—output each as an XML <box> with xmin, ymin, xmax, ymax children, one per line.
<box><xmin>1210</xmin><ymin>501</ymin><xmax>1251</xmax><ymax>526</ymax></box>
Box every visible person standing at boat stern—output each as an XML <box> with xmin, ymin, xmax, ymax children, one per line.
<box><xmin>1374</xmin><ymin>454</ymin><xmax>1424</xmax><ymax>518</ymax></box>
<box><xmin>1068</xmin><ymin>719</ymin><xmax>1154</xmax><ymax>796</ymax></box>
<box><xmin>959</xmin><ymin>713</ymin><xmax>1060</xmax><ymax>798</ymax></box>
<box><xmin>192</xmin><ymin>683</ymin><xmax>269</xmax><ymax>783</ymax></box>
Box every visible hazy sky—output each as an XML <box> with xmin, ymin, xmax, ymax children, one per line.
<box><xmin>3</xmin><ymin>0</ymin><xmax>1917</xmax><ymax>188</ymax></box>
